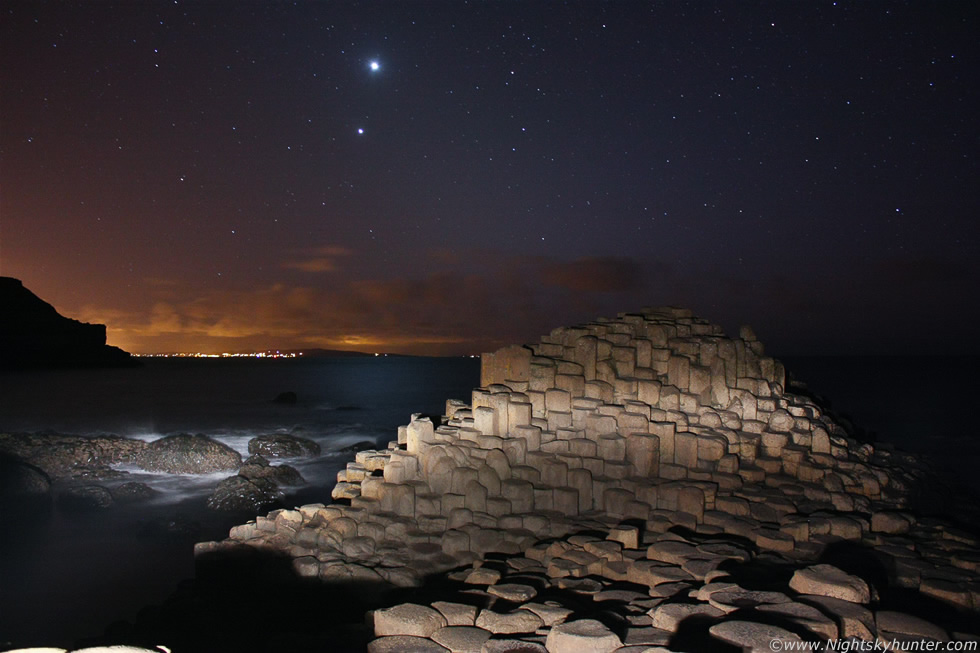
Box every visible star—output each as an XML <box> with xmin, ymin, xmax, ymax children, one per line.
<box><xmin>369</xmin><ymin>60</ymin><xmax>380</xmax><ymax>72</ymax></box>
<box><xmin>357</xmin><ymin>128</ymin><xmax>364</xmax><ymax>134</ymax></box>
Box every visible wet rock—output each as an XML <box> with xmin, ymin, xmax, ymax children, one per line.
<box><xmin>205</xmin><ymin>475</ymin><xmax>282</xmax><ymax>512</ymax></box>
<box><xmin>58</xmin><ymin>484</ymin><xmax>114</xmax><ymax>510</ymax></box>
<box><xmin>247</xmin><ymin>433</ymin><xmax>321</xmax><ymax>458</ymax></box>
<box><xmin>239</xmin><ymin>454</ymin><xmax>304</xmax><ymax>485</ymax></box>
<box><xmin>70</xmin><ymin>464</ymin><xmax>129</xmax><ymax>481</ymax></box>
<box><xmin>340</xmin><ymin>440</ymin><xmax>376</xmax><ymax>453</ymax></box>
<box><xmin>137</xmin><ymin>433</ymin><xmax>241</xmax><ymax>474</ymax></box>
<box><xmin>0</xmin><ymin>454</ymin><xmax>51</xmax><ymax>500</ymax></box>
<box><xmin>110</xmin><ymin>481</ymin><xmax>158</xmax><ymax>502</ymax></box>
<box><xmin>0</xmin><ymin>432</ymin><xmax>145</xmax><ymax>480</ymax></box>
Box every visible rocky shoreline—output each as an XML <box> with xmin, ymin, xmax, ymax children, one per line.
<box><xmin>5</xmin><ymin>307</ymin><xmax>980</xmax><ymax>651</ymax></box>
<box><xmin>0</xmin><ymin>431</ymin><xmax>322</xmax><ymax>515</ymax></box>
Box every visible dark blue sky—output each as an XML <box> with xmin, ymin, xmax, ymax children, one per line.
<box><xmin>1</xmin><ymin>1</ymin><xmax>976</xmax><ymax>354</ymax></box>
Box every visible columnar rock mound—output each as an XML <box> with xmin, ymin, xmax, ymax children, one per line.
<box><xmin>199</xmin><ymin>308</ymin><xmax>980</xmax><ymax>648</ymax></box>
<box><xmin>0</xmin><ymin>276</ymin><xmax>136</xmax><ymax>369</ymax></box>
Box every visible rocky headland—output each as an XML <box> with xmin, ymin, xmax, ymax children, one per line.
<box><xmin>7</xmin><ymin>307</ymin><xmax>979</xmax><ymax>652</ymax></box>
<box><xmin>0</xmin><ymin>276</ymin><xmax>137</xmax><ymax>369</ymax></box>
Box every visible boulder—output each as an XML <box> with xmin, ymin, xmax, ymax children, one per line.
<box><xmin>238</xmin><ymin>454</ymin><xmax>304</xmax><ymax>485</ymax></box>
<box><xmin>247</xmin><ymin>434</ymin><xmax>321</xmax><ymax>458</ymax></box>
<box><xmin>205</xmin><ymin>475</ymin><xmax>282</xmax><ymax>512</ymax></box>
<box><xmin>58</xmin><ymin>485</ymin><xmax>114</xmax><ymax>510</ymax></box>
<box><xmin>110</xmin><ymin>481</ymin><xmax>158</xmax><ymax>502</ymax></box>
<box><xmin>0</xmin><ymin>454</ymin><xmax>51</xmax><ymax>500</ymax></box>
<box><xmin>0</xmin><ymin>432</ymin><xmax>146</xmax><ymax>480</ymax></box>
<box><xmin>137</xmin><ymin>434</ymin><xmax>241</xmax><ymax>474</ymax></box>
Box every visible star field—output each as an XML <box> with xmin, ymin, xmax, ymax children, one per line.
<box><xmin>0</xmin><ymin>2</ymin><xmax>976</xmax><ymax>354</ymax></box>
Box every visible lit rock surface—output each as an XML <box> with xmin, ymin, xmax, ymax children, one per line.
<box><xmin>709</xmin><ymin>620</ymin><xmax>802</xmax><ymax>651</ymax></box>
<box><xmin>373</xmin><ymin>603</ymin><xmax>448</xmax><ymax>638</ymax></box>
<box><xmin>544</xmin><ymin>619</ymin><xmax>622</xmax><ymax>653</ymax></box>
<box><xmin>789</xmin><ymin>564</ymin><xmax>871</xmax><ymax>604</ymax></box>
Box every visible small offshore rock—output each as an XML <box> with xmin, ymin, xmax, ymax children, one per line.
<box><xmin>273</xmin><ymin>391</ymin><xmax>298</xmax><ymax>404</ymax></box>
<box><xmin>247</xmin><ymin>433</ymin><xmax>321</xmax><ymax>458</ymax></box>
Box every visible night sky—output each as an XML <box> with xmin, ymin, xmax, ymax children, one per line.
<box><xmin>1</xmin><ymin>2</ymin><xmax>976</xmax><ymax>356</ymax></box>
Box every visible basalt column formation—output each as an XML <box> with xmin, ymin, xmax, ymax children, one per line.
<box><xmin>199</xmin><ymin>308</ymin><xmax>980</xmax><ymax>649</ymax></box>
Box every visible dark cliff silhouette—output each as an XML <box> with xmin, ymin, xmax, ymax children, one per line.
<box><xmin>0</xmin><ymin>277</ymin><xmax>137</xmax><ymax>369</ymax></box>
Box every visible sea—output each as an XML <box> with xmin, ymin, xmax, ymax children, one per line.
<box><xmin>0</xmin><ymin>354</ymin><xmax>977</xmax><ymax>648</ymax></box>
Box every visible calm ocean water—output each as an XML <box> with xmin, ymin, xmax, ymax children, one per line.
<box><xmin>0</xmin><ymin>354</ymin><xmax>976</xmax><ymax>647</ymax></box>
